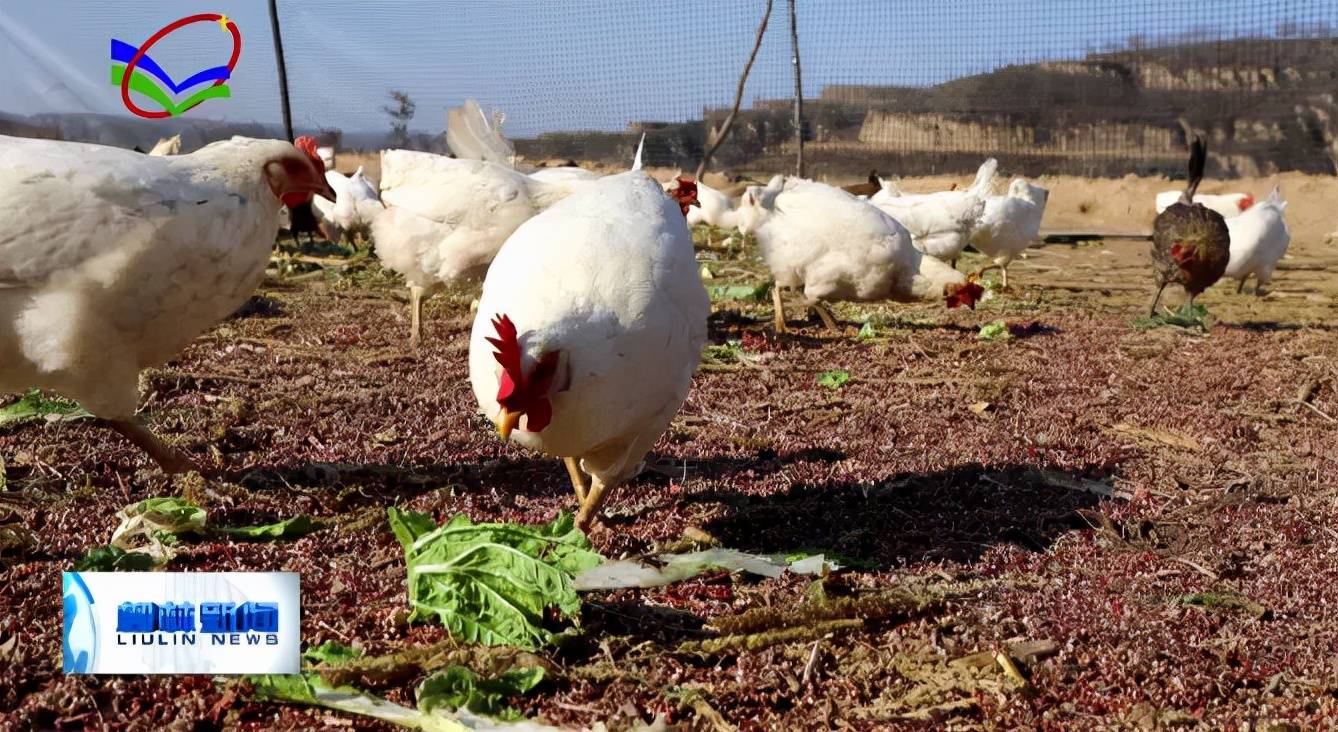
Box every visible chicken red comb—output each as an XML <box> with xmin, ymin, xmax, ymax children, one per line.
<box><xmin>1238</xmin><ymin>193</ymin><xmax>1254</xmax><ymax>211</ymax></box>
<box><xmin>485</xmin><ymin>314</ymin><xmax>524</xmax><ymax>393</ymax></box>
<box><xmin>293</xmin><ymin>136</ymin><xmax>325</xmax><ymax>174</ymax></box>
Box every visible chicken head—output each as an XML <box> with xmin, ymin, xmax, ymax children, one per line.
<box><xmin>486</xmin><ymin>314</ymin><xmax>560</xmax><ymax>439</ymax></box>
<box><xmin>266</xmin><ymin>136</ymin><xmax>336</xmax><ymax>208</ymax></box>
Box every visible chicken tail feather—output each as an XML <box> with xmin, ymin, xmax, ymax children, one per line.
<box><xmin>631</xmin><ymin>133</ymin><xmax>646</xmax><ymax>171</ymax></box>
<box><xmin>967</xmin><ymin>158</ymin><xmax>998</xmax><ymax>199</ymax></box>
<box><xmin>1182</xmin><ymin>136</ymin><xmax>1207</xmax><ymax>204</ymax></box>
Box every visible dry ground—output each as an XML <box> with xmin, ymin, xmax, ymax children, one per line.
<box><xmin>1</xmin><ymin>172</ymin><xmax>1337</xmax><ymax>731</ymax></box>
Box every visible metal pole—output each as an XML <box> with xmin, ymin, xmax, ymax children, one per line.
<box><xmin>788</xmin><ymin>0</ymin><xmax>803</xmax><ymax>177</ymax></box>
<box><xmin>268</xmin><ymin>0</ymin><xmax>294</xmax><ymax>140</ymax></box>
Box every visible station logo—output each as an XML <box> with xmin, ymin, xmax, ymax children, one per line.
<box><xmin>63</xmin><ymin>572</ymin><xmax>299</xmax><ymax>674</ymax></box>
<box><xmin>110</xmin><ymin>13</ymin><xmax>241</xmax><ymax>119</ymax></box>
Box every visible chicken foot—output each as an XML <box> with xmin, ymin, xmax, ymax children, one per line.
<box><xmin>102</xmin><ymin>418</ymin><xmax>199</xmax><ymax>474</ymax></box>
<box><xmin>575</xmin><ymin>476</ymin><xmax>615</xmax><ymax>531</ymax></box>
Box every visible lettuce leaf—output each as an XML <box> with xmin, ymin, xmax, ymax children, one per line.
<box><xmin>387</xmin><ymin>509</ymin><xmax>602</xmax><ymax>649</ymax></box>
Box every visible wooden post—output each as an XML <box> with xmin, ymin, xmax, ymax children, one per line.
<box><xmin>788</xmin><ymin>0</ymin><xmax>804</xmax><ymax>177</ymax></box>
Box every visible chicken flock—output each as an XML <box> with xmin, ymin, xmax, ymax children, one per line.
<box><xmin>0</xmin><ymin>130</ymin><xmax>1296</xmax><ymax>529</ymax></box>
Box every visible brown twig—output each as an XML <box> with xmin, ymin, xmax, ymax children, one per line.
<box><xmin>995</xmin><ymin>650</ymin><xmax>1029</xmax><ymax>687</ymax></box>
<box><xmin>695</xmin><ymin>0</ymin><xmax>773</xmax><ymax>181</ymax></box>
<box><xmin>1295</xmin><ymin>398</ymin><xmax>1337</xmax><ymax>423</ymax></box>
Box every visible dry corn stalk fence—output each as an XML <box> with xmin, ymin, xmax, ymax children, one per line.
<box><xmin>1</xmin><ymin>0</ymin><xmax>1335</xmax><ymax>178</ymax></box>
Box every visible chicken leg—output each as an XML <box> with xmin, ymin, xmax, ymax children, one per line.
<box><xmin>575</xmin><ymin>476</ymin><xmax>614</xmax><ymax>531</ymax></box>
<box><xmin>408</xmin><ymin>285</ymin><xmax>426</xmax><ymax>349</ymax></box>
<box><xmin>771</xmin><ymin>284</ymin><xmax>788</xmax><ymax>334</ymax></box>
<box><xmin>564</xmin><ymin>457</ymin><xmax>588</xmax><ymax>503</ymax></box>
<box><xmin>1001</xmin><ymin>265</ymin><xmax>1009</xmax><ymax>290</ymax></box>
<box><xmin>102</xmin><ymin>418</ymin><xmax>199</xmax><ymax>474</ymax></box>
<box><xmin>1148</xmin><ymin>283</ymin><xmax>1169</xmax><ymax>316</ymax></box>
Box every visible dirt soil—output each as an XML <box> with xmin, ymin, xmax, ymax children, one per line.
<box><xmin>1</xmin><ymin>172</ymin><xmax>1337</xmax><ymax>731</ymax></box>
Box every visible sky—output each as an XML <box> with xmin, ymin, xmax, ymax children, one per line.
<box><xmin>1</xmin><ymin>0</ymin><xmax>1334</xmax><ymax>138</ymax></box>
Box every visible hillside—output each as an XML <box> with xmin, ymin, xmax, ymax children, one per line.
<box><xmin>525</xmin><ymin>37</ymin><xmax>1338</xmax><ymax>179</ymax></box>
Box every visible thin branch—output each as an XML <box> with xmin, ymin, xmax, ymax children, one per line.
<box><xmin>695</xmin><ymin>0</ymin><xmax>774</xmax><ymax>181</ymax></box>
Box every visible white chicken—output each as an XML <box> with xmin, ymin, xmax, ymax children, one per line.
<box><xmin>372</xmin><ymin>151</ymin><xmax>595</xmax><ymax>347</ymax></box>
<box><xmin>312</xmin><ymin>165</ymin><xmax>383</xmax><ymax>243</ymax></box>
<box><xmin>968</xmin><ymin>178</ymin><xmax>1050</xmax><ymax>289</ymax></box>
<box><xmin>869</xmin><ymin>158</ymin><xmax>998</xmax><ymax>265</ymax></box>
<box><xmin>665</xmin><ymin>178</ymin><xmax>737</xmax><ymax>230</ymax></box>
<box><xmin>736</xmin><ymin>177</ymin><xmax>983</xmax><ymax>333</ymax></box>
<box><xmin>0</xmin><ymin>135</ymin><xmax>333</xmax><ymax>471</ymax></box>
<box><xmin>528</xmin><ymin>167</ymin><xmax>599</xmax><ymax>184</ymax></box>
<box><xmin>1154</xmin><ymin>190</ymin><xmax>1253</xmax><ymax>218</ymax></box>
<box><xmin>468</xmin><ymin>173</ymin><xmax>707</xmax><ymax>529</ymax></box>
<box><xmin>1223</xmin><ymin>186</ymin><xmax>1290</xmax><ymax>294</ymax></box>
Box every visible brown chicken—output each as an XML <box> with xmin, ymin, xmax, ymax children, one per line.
<box><xmin>841</xmin><ymin>169</ymin><xmax>882</xmax><ymax>197</ymax></box>
<box><xmin>1149</xmin><ymin>136</ymin><xmax>1231</xmax><ymax>314</ymax></box>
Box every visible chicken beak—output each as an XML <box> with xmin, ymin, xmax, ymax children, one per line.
<box><xmin>318</xmin><ymin>180</ymin><xmax>337</xmax><ymax>202</ymax></box>
<box><xmin>497</xmin><ymin>409</ymin><xmax>522</xmax><ymax>440</ymax></box>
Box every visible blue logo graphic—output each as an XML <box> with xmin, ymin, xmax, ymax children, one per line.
<box><xmin>115</xmin><ymin>601</ymin><xmax>279</xmax><ymax>633</ymax></box>
<box><xmin>62</xmin><ymin>573</ymin><xmax>98</xmax><ymax>673</ymax></box>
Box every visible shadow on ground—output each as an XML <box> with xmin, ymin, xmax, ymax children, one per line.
<box><xmin>698</xmin><ymin>463</ymin><xmax>1108</xmax><ymax>568</ymax></box>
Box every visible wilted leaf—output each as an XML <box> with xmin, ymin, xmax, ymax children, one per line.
<box><xmin>699</xmin><ymin>263</ymin><xmax>714</xmax><ymax>280</ymax></box>
<box><xmin>702</xmin><ymin>341</ymin><xmax>743</xmax><ymax>365</ymax></box>
<box><xmin>417</xmin><ymin>666</ymin><xmax>545</xmax><ymax>720</ymax></box>
<box><xmin>969</xmin><ymin>402</ymin><xmax>994</xmax><ymax>416</ymax></box>
<box><xmin>217</xmin><ymin>515</ymin><xmax>322</xmax><ymax>541</ymax></box>
<box><xmin>245</xmin><ymin>668</ymin><xmax>559</xmax><ymax>731</ymax></box>
<box><xmin>110</xmin><ymin>497</ymin><xmax>207</xmax><ymax>565</ymax></box>
<box><xmin>977</xmin><ymin>321</ymin><xmax>1010</xmax><ymax>342</ymax></box>
<box><xmin>304</xmin><ymin>641</ymin><xmax>362</xmax><ymax>667</ymax></box>
<box><xmin>818</xmin><ymin>370</ymin><xmax>851</xmax><ymax>390</ymax></box>
<box><xmin>0</xmin><ymin>389</ymin><xmax>90</xmax><ymax>428</ymax></box>
<box><xmin>387</xmin><ymin>509</ymin><xmax>603</xmax><ymax>649</ymax></box>
<box><xmin>74</xmin><ymin>545</ymin><xmax>156</xmax><ymax>571</ymax></box>
<box><xmin>708</xmin><ymin>282</ymin><xmax>772</xmax><ymax>303</ymax></box>
<box><xmin>857</xmin><ymin>321</ymin><xmax>878</xmax><ymax>340</ymax></box>
<box><xmin>1133</xmin><ymin>302</ymin><xmax>1209</xmax><ymax>330</ymax></box>
<box><xmin>574</xmin><ymin>548</ymin><xmax>837</xmax><ymax>590</ymax></box>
